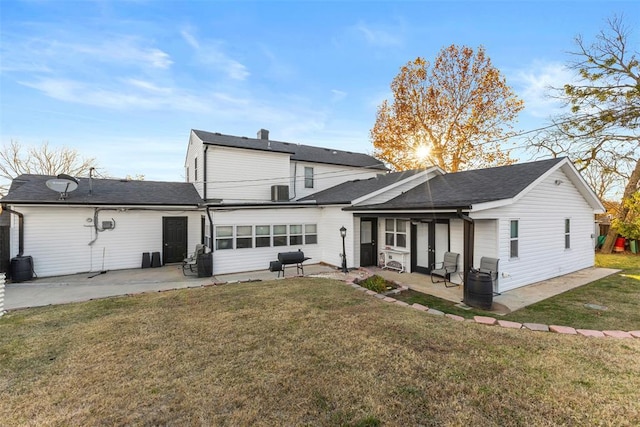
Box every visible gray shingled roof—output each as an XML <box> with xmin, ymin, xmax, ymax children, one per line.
<box><xmin>193</xmin><ymin>129</ymin><xmax>387</xmax><ymax>170</ymax></box>
<box><xmin>299</xmin><ymin>170</ymin><xmax>424</xmax><ymax>204</ymax></box>
<box><xmin>1</xmin><ymin>174</ymin><xmax>204</xmax><ymax>206</ymax></box>
<box><xmin>348</xmin><ymin>158</ymin><xmax>565</xmax><ymax>210</ymax></box>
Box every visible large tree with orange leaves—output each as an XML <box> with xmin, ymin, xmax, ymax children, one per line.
<box><xmin>371</xmin><ymin>45</ymin><xmax>524</xmax><ymax>172</ymax></box>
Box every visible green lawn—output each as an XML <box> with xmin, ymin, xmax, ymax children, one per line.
<box><xmin>1</xmin><ymin>277</ymin><xmax>639</xmax><ymax>425</ymax></box>
<box><xmin>395</xmin><ymin>253</ymin><xmax>640</xmax><ymax>330</ymax></box>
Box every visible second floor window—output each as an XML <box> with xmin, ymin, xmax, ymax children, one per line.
<box><xmin>304</xmin><ymin>167</ymin><xmax>314</xmax><ymax>188</ymax></box>
<box><xmin>194</xmin><ymin>157</ymin><xmax>198</xmax><ymax>181</ymax></box>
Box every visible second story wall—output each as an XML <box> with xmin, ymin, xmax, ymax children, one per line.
<box><xmin>290</xmin><ymin>161</ymin><xmax>381</xmax><ymax>200</ymax></box>
<box><xmin>185</xmin><ymin>131</ymin><xmax>204</xmax><ymax>197</ymax></box>
<box><xmin>207</xmin><ymin>146</ymin><xmax>290</xmax><ymax>202</ymax></box>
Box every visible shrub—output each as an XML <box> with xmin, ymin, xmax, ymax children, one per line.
<box><xmin>358</xmin><ymin>275</ymin><xmax>391</xmax><ymax>293</ymax></box>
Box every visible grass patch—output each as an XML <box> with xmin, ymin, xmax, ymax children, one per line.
<box><xmin>1</xmin><ymin>277</ymin><xmax>639</xmax><ymax>425</ymax></box>
<box><xmin>503</xmin><ymin>253</ymin><xmax>640</xmax><ymax>330</ymax></box>
<box><xmin>395</xmin><ymin>253</ymin><xmax>640</xmax><ymax>331</ymax></box>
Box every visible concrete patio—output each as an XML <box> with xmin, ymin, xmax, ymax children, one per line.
<box><xmin>3</xmin><ymin>262</ymin><xmax>619</xmax><ymax>314</ymax></box>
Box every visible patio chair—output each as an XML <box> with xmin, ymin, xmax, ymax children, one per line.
<box><xmin>182</xmin><ymin>244</ymin><xmax>206</xmax><ymax>275</ymax></box>
<box><xmin>478</xmin><ymin>257</ymin><xmax>500</xmax><ymax>295</ymax></box>
<box><xmin>430</xmin><ymin>252</ymin><xmax>460</xmax><ymax>287</ymax></box>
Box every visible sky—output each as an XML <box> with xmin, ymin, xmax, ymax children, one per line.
<box><xmin>1</xmin><ymin>0</ymin><xmax>637</xmax><ymax>182</ymax></box>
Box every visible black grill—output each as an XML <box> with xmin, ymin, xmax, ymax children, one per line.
<box><xmin>271</xmin><ymin>250</ymin><xmax>311</xmax><ymax>276</ymax></box>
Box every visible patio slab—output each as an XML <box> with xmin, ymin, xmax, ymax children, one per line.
<box><xmin>368</xmin><ymin>266</ymin><xmax>619</xmax><ymax>314</ymax></box>
<box><xmin>4</xmin><ymin>263</ymin><xmax>338</xmax><ymax>311</ymax></box>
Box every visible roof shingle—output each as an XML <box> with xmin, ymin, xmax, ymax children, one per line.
<box><xmin>193</xmin><ymin>129</ymin><xmax>387</xmax><ymax>170</ymax></box>
<box><xmin>1</xmin><ymin>174</ymin><xmax>203</xmax><ymax>206</ymax></box>
<box><xmin>351</xmin><ymin>158</ymin><xmax>565</xmax><ymax>210</ymax></box>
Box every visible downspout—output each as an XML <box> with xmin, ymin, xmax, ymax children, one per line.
<box><xmin>289</xmin><ymin>161</ymin><xmax>297</xmax><ymax>201</ymax></box>
<box><xmin>205</xmin><ymin>206</ymin><xmax>214</xmax><ymax>252</ymax></box>
<box><xmin>203</xmin><ymin>145</ymin><xmax>209</xmax><ymax>200</ymax></box>
<box><xmin>2</xmin><ymin>205</ymin><xmax>24</xmax><ymax>256</ymax></box>
<box><xmin>457</xmin><ymin>209</ymin><xmax>474</xmax><ymax>294</ymax></box>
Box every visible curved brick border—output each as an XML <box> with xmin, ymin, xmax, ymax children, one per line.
<box><xmin>343</xmin><ymin>275</ymin><xmax>640</xmax><ymax>340</ymax></box>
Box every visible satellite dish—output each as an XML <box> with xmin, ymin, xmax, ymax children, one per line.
<box><xmin>46</xmin><ymin>174</ymin><xmax>79</xmax><ymax>200</ymax></box>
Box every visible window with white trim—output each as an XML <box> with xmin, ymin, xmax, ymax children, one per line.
<box><xmin>289</xmin><ymin>224</ymin><xmax>303</xmax><ymax>245</ymax></box>
<box><xmin>564</xmin><ymin>218</ymin><xmax>571</xmax><ymax>249</ymax></box>
<box><xmin>256</xmin><ymin>225</ymin><xmax>271</xmax><ymax>247</ymax></box>
<box><xmin>194</xmin><ymin>157</ymin><xmax>198</xmax><ymax>181</ymax></box>
<box><xmin>385</xmin><ymin>219</ymin><xmax>407</xmax><ymax>248</ymax></box>
<box><xmin>510</xmin><ymin>220</ymin><xmax>519</xmax><ymax>258</ymax></box>
<box><xmin>304</xmin><ymin>167</ymin><xmax>314</xmax><ymax>188</ymax></box>
<box><xmin>236</xmin><ymin>225</ymin><xmax>253</xmax><ymax>249</ymax></box>
<box><xmin>216</xmin><ymin>225</ymin><xmax>233</xmax><ymax>250</ymax></box>
<box><xmin>273</xmin><ymin>225</ymin><xmax>287</xmax><ymax>246</ymax></box>
<box><xmin>305</xmin><ymin>224</ymin><xmax>317</xmax><ymax>244</ymax></box>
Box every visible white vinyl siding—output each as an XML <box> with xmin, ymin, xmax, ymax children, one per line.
<box><xmin>185</xmin><ymin>131</ymin><xmax>204</xmax><ymax>197</ymax></box>
<box><xmin>471</xmin><ymin>168</ymin><xmax>596</xmax><ymax>292</ymax></box>
<box><xmin>10</xmin><ymin>206</ymin><xmax>202</xmax><ymax>278</ymax></box>
<box><xmin>208</xmin><ymin>146</ymin><xmax>290</xmax><ymax>202</ymax></box>
<box><xmin>290</xmin><ymin>162</ymin><xmax>379</xmax><ymax>200</ymax></box>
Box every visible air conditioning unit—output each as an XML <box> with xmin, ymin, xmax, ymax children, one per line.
<box><xmin>271</xmin><ymin>185</ymin><xmax>289</xmax><ymax>202</ymax></box>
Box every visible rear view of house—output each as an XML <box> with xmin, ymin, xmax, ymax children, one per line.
<box><xmin>1</xmin><ymin>128</ymin><xmax>604</xmax><ymax>294</ymax></box>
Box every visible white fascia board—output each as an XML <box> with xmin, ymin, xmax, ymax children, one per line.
<box><xmin>470</xmin><ymin>198</ymin><xmax>514</xmax><ymax>212</ymax></box>
<box><xmin>351</xmin><ymin>167</ymin><xmax>444</xmax><ymax>205</ymax></box>
<box><xmin>346</xmin><ymin>208</ymin><xmax>460</xmax><ymax>215</ymax></box>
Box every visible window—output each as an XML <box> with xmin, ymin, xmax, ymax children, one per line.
<box><xmin>304</xmin><ymin>167</ymin><xmax>314</xmax><ymax>188</ymax></box>
<box><xmin>385</xmin><ymin>219</ymin><xmax>407</xmax><ymax>248</ymax></box>
<box><xmin>194</xmin><ymin>157</ymin><xmax>198</xmax><ymax>181</ymax></box>
<box><xmin>510</xmin><ymin>220</ymin><xmax>519</xmax><ymax>258</ymax></box>
<box><xmin>256</xmin><ymin>225</ymin><xmax>271</xmax><ymax>247</ymax></box>
<box><xmin>236</xmin><ymin>226</ymin><xmax>253</xmax><ymax>249</ymax></box>
<box><xmin>289</xmin><ymin>224</ymin><xmax>303</xmax><ymax>245</ymax></box>
<box><xmin>565</xmin><ymin>219</ymin><xmax>571</xmax><ymax>249</ymax></box>
<box><xmin>305</xmin><ymin>224</ymin><xmax>317</xmax><ymax>244</ymax></box>
<box><xmin>273</xmin><ymin>225</ymin><xmax>287</xmax><ymax>246</ymax></box>
<box><xmin>215</xmin><ymin>226</ymin><xmax>233</xmax><ymax>250</ymax></box>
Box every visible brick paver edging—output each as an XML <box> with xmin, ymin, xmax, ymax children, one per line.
<box><xmin>345</xmin><ymin>275</ymin><xmax>640</xmax><ymax>340</ymax></box>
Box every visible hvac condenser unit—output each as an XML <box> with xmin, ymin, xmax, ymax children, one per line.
<box><xmin>271</xmin><ymin>185</ymin><xmax>289</xmax><ymax>202</ymax></box>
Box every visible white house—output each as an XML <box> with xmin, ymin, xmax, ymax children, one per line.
<box><xmin>1</xmin><ymin>129</ymin><xmax>604</xmax><ymax>293</ymax></box>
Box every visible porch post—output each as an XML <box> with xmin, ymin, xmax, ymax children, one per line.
<box><xmin>462</xmin><ymin>215</ymin><xmax>474</xmax><ymax>294</ymax></box>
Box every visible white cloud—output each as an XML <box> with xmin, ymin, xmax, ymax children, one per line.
<box><xmin>511</xmin><ymin>61</ymin><xmax>575</xmax><ymax>118</ymax></box>
<box><xmin>19</xmin><ymin>77</ymin><xmax>211</xmax><ymax>112</ymax></box>
<box><xmin>180</xmin><ymin>29</ymin><xmax>249</xmax><ymax>81</ymax></box>
<box><xmin>331</xmin><ymin>89</ymin><xmax>347</xmax><ymax>102</ymax></box>
<box><xmin>353</xmin><ymin>21</ymin><xmax>403</xmax><ymax>47</ymax></box>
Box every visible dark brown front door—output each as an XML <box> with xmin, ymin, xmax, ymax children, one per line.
<box><xmin>360</xmin><ymin>218</ymin><xmax>378</xmax><ymax>267</ymax></box>
<box><xmin>163</xmin><ymin>217</ymin><xmax>188</xmax><ymax>264</ymax></box>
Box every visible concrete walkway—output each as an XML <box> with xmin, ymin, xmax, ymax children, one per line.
<box><xmin>371</xmin><ymin>266</ymin><xmax>620</xmax><ymax>314</ymax></box>
<box><xmin>3</xmin><ymin>263</ymin><xmax>619</xmax><ymax>313</ymax></box>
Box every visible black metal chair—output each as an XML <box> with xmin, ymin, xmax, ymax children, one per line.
<box><xmin>430</xmin><ymin>252</ymin><xmax>460</xmax><ymax>287</ymax></box>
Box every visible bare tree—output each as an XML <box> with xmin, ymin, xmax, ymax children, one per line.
<box><xmin>0</xmin><ymin>140</ymin><xmax>100</xmax><ymax>194</ymax></box>
<box><xmin>528</xmin><ymin>16</ymin><xmax>639</xmax><ymax>253</ymax></box>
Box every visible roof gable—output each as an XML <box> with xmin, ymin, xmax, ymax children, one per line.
<box><xmin>1</xmin><ymin>174</ymin><xmax>204</xmax><ymax>206</ymax></box>
<box><xmin>192</xmin><ymin>129</ymin><xmax>387</xmax><ymax>170</ymax></box>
